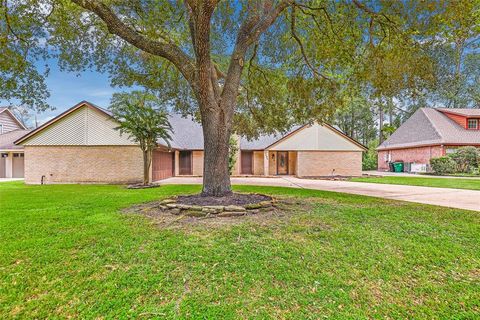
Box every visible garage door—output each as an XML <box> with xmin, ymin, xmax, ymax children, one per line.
<box><xmin>0</xmin><ymin>155</ymin><xmax>6</xmax><ymax>178</ymax></box>
<box><xmin>12</xmin><ymin>153</ymin><xmax>24</xmax><ymax>178</ymax></box>
<box><xmin>152</xmin><ymin>150</ymin><xmax>174</xmax><ymax>181</ymax></box>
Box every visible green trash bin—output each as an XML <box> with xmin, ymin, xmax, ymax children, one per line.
<box><xmin>393</xmin><ymin>162</ymin><xmax>404</xmax><ymax>173</ymax></box>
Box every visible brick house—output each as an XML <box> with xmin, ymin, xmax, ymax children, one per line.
<box><xmin>0</xmin><ymin>108</ymin><xmax>30</xmax><ymax>178</ymax></box>
<box><xmin>377</xmin><ymin>108</ymin><xmax>480</xmax><ymax>171</ymax></box>
<box><xmin>15</xmin><ymin>101</ymin><xmax>366</xmax><ymax>184</ymax></box>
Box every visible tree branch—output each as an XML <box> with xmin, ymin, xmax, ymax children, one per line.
<box><xmin>70</xmin><ymin>0</ymin><xmax>196</xmax><ymax>84</ymax></box>
<box><xmin>221</xmin><ymin>0</ymin><xmax>292</xmax><ymax>110</ymax></box>
<box><xmin>290</xmin><ymin>6</ymin><xmax>331</xmax><ymax>81</ymax></box>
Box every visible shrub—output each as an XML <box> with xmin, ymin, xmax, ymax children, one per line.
<box><xmin>228</xmin><ymin>136</ymin><xmax>238</xmax><ymax>175</ymax></box>
<box><xmin>448</xmin><ymin>146</ymin><xmax>480</xmax><ymax>173</ymax></box>
<box><xmin>430</xmin><ymin>156</ymin><xmax>456</xmax><ymax>175</ymax></box>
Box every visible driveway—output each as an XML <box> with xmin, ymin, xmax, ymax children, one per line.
<box><xmin>0</xmin><ymin>178</ymin><xmax>23</xmax><ymax>183</ymax></box>
<box><xmin>159</xmin><ymin>176</ymin><xmax>480</xmax><ymax>212</ymax></box>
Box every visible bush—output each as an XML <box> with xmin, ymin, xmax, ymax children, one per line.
<box><xmin>430</xmin><ymin>156</ymin><xmax>456</xmax><ymax>175</ymax></box>
<box><xmin>228</xmin><ymin>136</ymin><xmax>238</xmax><ymax>175</ymax></box>
<box><xmin>448</xmin><ymin>146</ymin><xmax>480</xmax><ymax>173</ymax></box>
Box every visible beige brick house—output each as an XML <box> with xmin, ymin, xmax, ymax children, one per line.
<box><xmin>16</xmin><ymin>101</ymin><xmax>366</xmax><ymax>184</ymax></box>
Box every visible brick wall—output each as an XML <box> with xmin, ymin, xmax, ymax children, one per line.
<box><xmin>24</xmin><ymin>146</ymin><xmax>143</xmax><ymax>184</ymax></box>
<box><xmin>192</xmin><ymin>151</ymin><xmax>204</xmax><ymax>176</ymax></box>
<box><xmin>253</xmin><ymin>151</ymin><xmax>264</xmax><ymax>175</ymax></box>
<box><xmin>377</xmin><ymin>145</ymin><xmax>444</xmax><ymax>170</ymax></box>
<box><xmin>296</xmin><ymin>151</ymin><xmax>362</xmax><ymax>177</ymax></box>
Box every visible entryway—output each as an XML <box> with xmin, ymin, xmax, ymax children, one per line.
<box><xmin>179</xmin><ymin>151</ymin><xmax>193</xmax><ymax>175</ymax></box>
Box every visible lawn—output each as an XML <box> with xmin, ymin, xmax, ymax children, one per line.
<box><xmin>1</xmin><ymin>182</ymin><xmax>479</xmax><ymax>319</ymax></box>
<box><xmin>350</xmin><ymin>176</ymin><xmax>480</xmax><ymax>191</ymax></box>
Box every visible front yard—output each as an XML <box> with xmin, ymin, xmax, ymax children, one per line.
<box><xmin>1</xmin><ymin>182</ymin><xmax>479</xmax><ymax>318</ymax></box>
<box><xmin>351</xmin><ymin>176</ymin><xmax>480</xmax><ymax>191</ymax></box>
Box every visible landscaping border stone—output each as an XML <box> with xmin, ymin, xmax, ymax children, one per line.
<box><xmin>155</xmin><ymin>195</ymin><xmax>276</xmax><ymax>218</ymax></box>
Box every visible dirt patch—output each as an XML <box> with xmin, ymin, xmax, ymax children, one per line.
<box><xmin>176</xmin><ymin>193</ymin><xmax>272</xmax><ymax>206</ymax></box>
<box><xmin>123</xmin><ymin>196</ymin><xmax>311</xmax><ymax>230</ymax></box>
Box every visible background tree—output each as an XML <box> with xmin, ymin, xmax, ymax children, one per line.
<box><xmin>110</xmin><ymin>91</ymin><xmax>172</xmax><ymax>186</ymax></box>
<box><xmin>228</xmin><ymin>136</ymin><xmax>238</xmax><ymax>175</ymax></box>
<box><xmin>2</xmin><ymin>0</ymin><xmax>467</xmax><ymax>195</ymax></box>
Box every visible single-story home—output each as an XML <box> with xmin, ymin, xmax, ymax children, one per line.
<box><xmin>377</xmin><ymin>107</ymin><xmax>480</xmax><ymax>171</ymax></box>
<box><xmin>0</xmin><ymin>107</ymin><xmax>30</xmax><ymax>178</ymax></box>
<box><xmin>15</xmin><ymin>101</ymin><xmax>366</xmax><ymax>184</ymax></box>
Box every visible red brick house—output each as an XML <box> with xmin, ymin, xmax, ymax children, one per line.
<box><xmin>377</xmin><ymin>108</ymin><xmax>480</xmax><ymax>171</ymax></box>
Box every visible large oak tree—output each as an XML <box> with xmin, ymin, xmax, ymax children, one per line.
<box><xmin>2</xmin><ymin>0</ymin><xmax>449</xmax><ymax>195</ymax></box>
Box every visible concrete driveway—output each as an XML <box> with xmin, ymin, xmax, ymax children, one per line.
<box><xmin>0</xmin><ymin>178</ymin><xmax>23</xmax><ymax>183</ymax></box>
<box><xmin>159</xmin><ymin>176</ymin><xmax>480</xmax><ymax>212</ymax></box>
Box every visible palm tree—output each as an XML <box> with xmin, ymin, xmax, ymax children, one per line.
<box><xmin>110</xmin><ymin>91</ymin><xmax>172</xmax><ymax>185</ymax></box>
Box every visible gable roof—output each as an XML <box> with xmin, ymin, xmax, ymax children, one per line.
<box><xmin>0</xmin><ymin>107</ymin><xmax>28</xmax><ymax>130</ymax></box>
<box><xmin>378</xmin><ymin>108</ymin><xmax>480</xmax><ymax>150</ymax></box>
<box><xmin>15</xmin><ymin>101</ymin><xmax>112</xmax><ymax>145</ymax></box>
<box><xmin>16</xmin><ymin>100</ymin><xmax>366</xmax><ymax>151</ymax></box>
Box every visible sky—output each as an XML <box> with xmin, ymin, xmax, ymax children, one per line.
<box><xmin>33</xmin><ymin>61</ymin><xmax>122</xmax><ymax>125</ymax></box>
<box><xmin>0</xmin><ymin>58</ymin><xmax>124</xmax><ymax>127</ymax></box>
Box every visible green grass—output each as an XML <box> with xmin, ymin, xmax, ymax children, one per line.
<box><xmin>350</xmin><ymin>176</ymin><xmax>480</xmax><ymax>191</ymax></box>
<box><xmin>1</xmin><ymin>182</ymin><xmax>479</xmax><ymax>319</ymax></box>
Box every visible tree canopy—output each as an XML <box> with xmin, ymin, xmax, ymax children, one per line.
<box><xmin>3</xmin><ymin>1</ymin><xmax>468</xmax><ymax>131</ymax></box>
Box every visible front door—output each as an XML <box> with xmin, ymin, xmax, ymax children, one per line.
<box><xmin>241</xmin><ymin>151</ymin><xmax>253</xmax><ymax>174</ymax></box>
<box><xmin>179</xmin><ymin>151</ymin><xmax>193</xmax><ymax>175</ymax></box>
<box><xmin>277</xmin><ymin>151</ymin><xmax>288</xmax><ymax>175</ymax></box>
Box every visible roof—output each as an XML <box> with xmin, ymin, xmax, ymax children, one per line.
<box><xmin>436</xmin><ymin>108</ymin><xmax>480</xmax><ymax>117</ymax></box>
<box><xmin>16</xmin><ymin>100</ymin><xmax>366</xmax><ymax>151</ymax></box>
<box><xmin>378</xmin><ymin>108</ymin><xmax>480</xmax><ymax>150</ymax></box>
<box><xmin>0</xmin><ymin>130</ymin><xmax>30</xmax><ymax>150</ymax></box>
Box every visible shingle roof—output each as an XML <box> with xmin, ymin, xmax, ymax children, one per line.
<box><xmin>158</xmin><ymin>114</ymin><xmax>303</xmax><ymax>150</ymax></box>
<box><xmin>436</xmin><ymin>108</ymin><xmax>480</xmax><ymax>117</ymax></box>
<box><xmin>0</xmin><ymin>130</ymin><xmax>30</xmax><ymax>150</ymax></box>
<box><xmin>159</xmin><ymin>114</ymin><xmax>204</xmax><ymax>149</ymax></box>
<box><xmin>378</xmin><ymin>108</ymin><xmax>480</xmax><ymax>150</ymax></box>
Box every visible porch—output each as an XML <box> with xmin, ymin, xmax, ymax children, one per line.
<box><xmin>239</xmin><ymin>150</ymin><xmax>298</xmax><ymax>176</ymax></box>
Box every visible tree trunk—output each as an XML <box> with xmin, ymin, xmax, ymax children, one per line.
<box><xmin>201</xmin><ymin>106</ymin><xmax>233</xmax><ymax>197</ymax></box>
<box><xmin>142</xmin><ymin>149</ymin><xmax>152</xmax><ymax>185</ymax></box>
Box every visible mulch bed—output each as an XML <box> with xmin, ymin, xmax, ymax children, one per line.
<box><xmin>176</xmin><ymin>193</ymin><xmax>272</xmax><ymax>206</ymax></box>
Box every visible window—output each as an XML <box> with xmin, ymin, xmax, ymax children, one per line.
<box><xmin>0</xmin><ymin>124</ymin><xmax>3</xmax><ymax>134</ymax></box>
<box><xmin>467</xmin><ymin>119</ymin><xmax>478</xmax><ymax>129</ymax></box>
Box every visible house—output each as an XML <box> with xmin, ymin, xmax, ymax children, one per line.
<box><xmin>0</xmin><ymin>108</ymin><xmax>30</xmax><ymax>178</ymax></box>
<box><xmin>15</xmin><ymin>101</ymin><xmax>366</xmax><ymax>184</ymax></box>
<box><xmin>377</xmin><ymin>108</ymin><xmax>480</xmax><ymax>171</ymax></box>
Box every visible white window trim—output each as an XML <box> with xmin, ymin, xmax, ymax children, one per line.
<box><xmin>467</xmin><ymin>119</ymin><xmax>478</xmax><ymax>129</ymax></box>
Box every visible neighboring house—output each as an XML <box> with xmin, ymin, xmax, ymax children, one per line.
<box><xmin>377</xmin><ymin>108</ymin><xmax>480</xmax><ymax>171</ymax></box>
<box><xmin>0</xmin><ymin>108</ymin><xmax>29</xmax><ymax>178</ymax></box>
<box><xmin>15</xmin><ymin>101</ymin><xmax>366</xmax><ymax>184</ymax></box>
